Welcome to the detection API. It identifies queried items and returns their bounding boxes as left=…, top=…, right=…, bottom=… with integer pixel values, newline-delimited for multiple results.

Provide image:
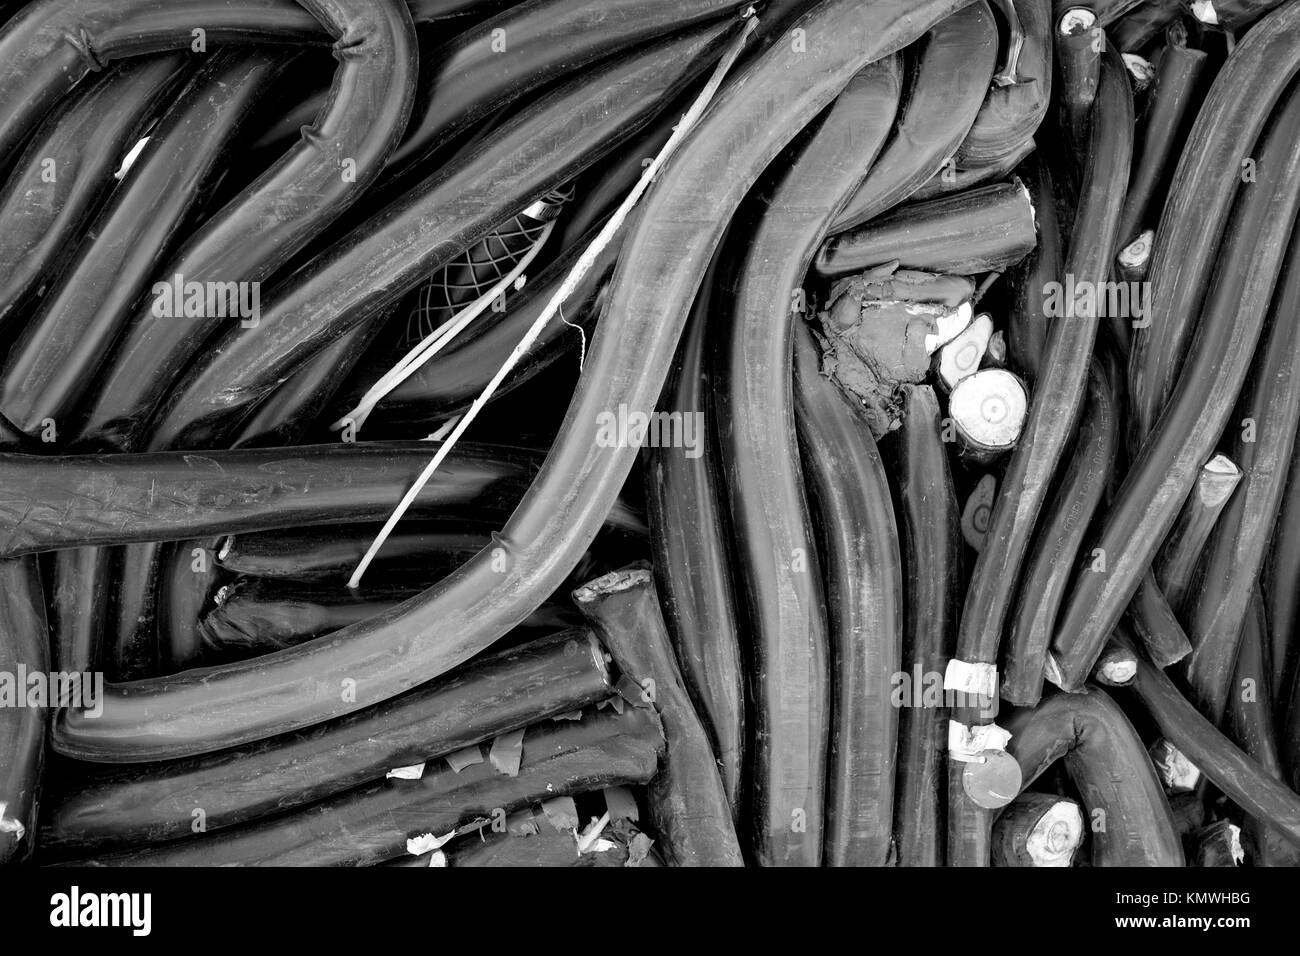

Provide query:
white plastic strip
left=386, top=762, right=426, bottom=780
left=944, top=659, right=998, bottom=699
left=407, top=830, right=456, bottom=855
left=427, top=415, right=461, bottom=442
left=1042, top=651, right=1065, bottom=689
left=331, top=221, right=553, bottom=435
left=1149, top=739, right=1201, bottom=792
left=0, top=801, right=24, bottom=839
left=1191, top=1, right=1218, bottom=25
left=948, top=720, right=1012, bottom=762
left=345, top=7, right=761, bottom=589
left=1226, top=824, right=1244, bottom=865
left=575, top=811, right=612, bottom=854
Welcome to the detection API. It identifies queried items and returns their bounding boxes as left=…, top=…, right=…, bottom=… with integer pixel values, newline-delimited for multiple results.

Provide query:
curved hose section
left=958, top=44, right=1130, bottom=696
left=381, top=0, right=745, bottom=184
left=645, top=251, right=746, bottom=815
left=792, top=318, right=903, bottom=867
left=828, top=1, right=998, bottom=233
left=887, top=385, right=960, bottom=867
left=0, top=0, right=331, bottom=172
left=1001, top=688, right=1184, bottom=866
left=1127, top=3, right=1300, bottom=443
left=52, top=0, right=977, bottom=766
left=1001, top=360, right=1118, bottom=706
left=141, top=23, right=736, bottom=452
left=714, top=52, right=903, bottom=866
left=956, top=0, right=1051, bottom=167
left=1051, top=72, right=1300, bottom=690
left=0, top=55, right=185, bottom=332
left=74, top=0, right=419, bottom=451
left=0, top=49, right=291, bottom=436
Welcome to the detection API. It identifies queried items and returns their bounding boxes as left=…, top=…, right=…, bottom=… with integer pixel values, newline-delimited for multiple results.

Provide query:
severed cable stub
left=950, top=368, right=1029, bottom=462
left=1091, top=643, right=1138, bottom=687
left=1190, top=1, right=1218, bottom=26
left=1116, top=229, right=1154, bottom=283
left=937, top=312, right=994, bottom=390
left=963, top=750, right=1022, bottom=810
left=1122, top=54, right=1157, bottom=92
left=961, top=473, right=998, bottom=551
left=1149, top=738, right=1201, bottom=793
left=1059, top=7, right=1097, bottom=35
left=951, top=717, right=1022, bottom=810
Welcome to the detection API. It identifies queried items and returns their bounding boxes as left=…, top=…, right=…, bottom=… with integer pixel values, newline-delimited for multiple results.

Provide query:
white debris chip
left=1043, top=651, right=1065, bottom=689
left=444, top=744, right=485, bottom=773
left=924, top=300, right=974, bottom=354
left=575, top=812, right=613, bottom=854
left=603, top=786, right=640, bottom=822
left=0, top=802, right=25, bottom=840
left=1027, top=800, right=1085, bottom=868
left=944, top=659, right=998, bottom=699
left=407, top=830, right=457, bottom=856
left=1227, top=824, right=1245, bottom=866
left=1149, top=739, right=1201, bottom=793
left=937, top=313, right=993, bottom=389
left=1097, top=657, right=1137, bottom=686
left=488, top=728, right=526, bottom=777
left=540, top=796, right=580, bottom=831
left=948, top=720, right=1013, bottom=763
left=386, top=763, right=426, bottom=781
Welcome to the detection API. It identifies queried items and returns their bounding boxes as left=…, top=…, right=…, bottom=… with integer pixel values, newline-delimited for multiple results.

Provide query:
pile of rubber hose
left=2, top=0, right=1300, bottom=869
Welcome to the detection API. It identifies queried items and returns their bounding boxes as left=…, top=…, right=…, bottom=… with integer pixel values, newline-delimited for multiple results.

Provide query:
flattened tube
left=0, top=557, right=48, bottom=864
left=573, top=567, right=743, bottom=866
left=814, top=180, right=1037, bottom=279
left=137, top=22, right=738, bottom=453
left=793, top=320, right=902, bottom=866
left=65, top=705, right=662, bottom=866
left=51, top=0, right=980, bottom=764
left=1001, top=687, right=1183, bottom=866
left=0, top=442, right=638, bottom=558
left=42, top=631, right=612, bottom=852
left=886, top=384, right=961, bottom=867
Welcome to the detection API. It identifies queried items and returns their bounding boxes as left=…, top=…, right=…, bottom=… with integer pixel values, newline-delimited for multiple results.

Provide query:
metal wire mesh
left=403, top=184, right=575, bottom=347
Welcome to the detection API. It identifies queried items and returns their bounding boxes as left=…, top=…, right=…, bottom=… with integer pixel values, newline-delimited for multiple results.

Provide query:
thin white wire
left=331, top=220, right=554, bottom=434
left=346, top=9, right=759, bottom=589
left=427, top=414, right=462, bottom=442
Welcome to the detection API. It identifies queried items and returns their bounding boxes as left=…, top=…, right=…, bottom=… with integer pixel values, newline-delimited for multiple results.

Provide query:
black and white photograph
left=0, top=0, right=1291, bottom=935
